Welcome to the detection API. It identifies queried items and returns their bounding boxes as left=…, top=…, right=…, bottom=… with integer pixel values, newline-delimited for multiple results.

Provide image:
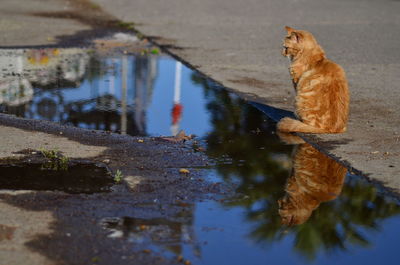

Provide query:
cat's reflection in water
left=277, top=132, right=347, bottom=226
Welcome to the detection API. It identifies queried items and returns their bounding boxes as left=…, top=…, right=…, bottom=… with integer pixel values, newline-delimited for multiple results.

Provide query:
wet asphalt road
left=0, top=112, right=227, bottom=265
left=90, top=0, right=400, bottom=191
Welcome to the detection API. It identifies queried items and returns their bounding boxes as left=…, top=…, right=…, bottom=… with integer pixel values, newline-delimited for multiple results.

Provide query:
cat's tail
left=277, top=117, right=326, bottom=133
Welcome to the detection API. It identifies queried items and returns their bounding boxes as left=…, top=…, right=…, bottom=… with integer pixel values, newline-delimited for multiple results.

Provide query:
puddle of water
left=0, top=160, right=113, bottom=194
left=101, top=216, right=196, bottom=255
left=1, top=43, right=400, bottom=264
left=0, top=48, right=210, bottom=136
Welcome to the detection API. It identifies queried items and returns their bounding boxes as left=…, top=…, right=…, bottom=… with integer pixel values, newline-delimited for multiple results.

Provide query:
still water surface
left=0, top=47, right=399, bottom=265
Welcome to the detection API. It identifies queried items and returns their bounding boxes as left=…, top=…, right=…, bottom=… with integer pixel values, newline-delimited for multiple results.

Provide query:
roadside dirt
left=0, top=113, right=231, bottom=265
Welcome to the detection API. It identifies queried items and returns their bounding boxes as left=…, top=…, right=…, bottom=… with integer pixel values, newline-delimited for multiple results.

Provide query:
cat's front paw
left=277, top=117, right=293, bottom=132
left=276, top=131, right=305, bottom=145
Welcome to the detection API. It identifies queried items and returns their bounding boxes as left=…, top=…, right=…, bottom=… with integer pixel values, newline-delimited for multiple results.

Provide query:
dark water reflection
left=101, top=214, right=199, bottom=257
left=1, top=47, right=400, bottom=264
left=0, top=161, right=113, bottom=194
left=194, top=77, right=400, bottom=263
left=0, top=48, right=157, bottom=135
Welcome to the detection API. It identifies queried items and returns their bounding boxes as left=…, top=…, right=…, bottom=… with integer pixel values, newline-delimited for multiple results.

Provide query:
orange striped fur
left=278, top=26, right=349, bottom=134
left=277, top=133, right=347, bottom=225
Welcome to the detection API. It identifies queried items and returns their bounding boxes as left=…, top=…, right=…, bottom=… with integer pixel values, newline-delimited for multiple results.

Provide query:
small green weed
left=140, top=48, right=160, bottom=56
left=40, top=148, right=59, bottom=160
left=150, top=48, right=160, bottom=55
left=116, top=21, right=135, bottom=30
left=39, top=148, right=69, bottom=171
left=114, top=170, right=123, bottom=183
left=59, top=156, right=69, bottom=171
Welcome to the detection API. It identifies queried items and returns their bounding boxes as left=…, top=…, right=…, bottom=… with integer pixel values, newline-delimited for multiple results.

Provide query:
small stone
left=137, top=139, right=144, bottom=143
left=179, top=168, right=190, bottom=174
left=102, top=159, right=110, bottom=164
left=139, top=225, right=148, bottom=231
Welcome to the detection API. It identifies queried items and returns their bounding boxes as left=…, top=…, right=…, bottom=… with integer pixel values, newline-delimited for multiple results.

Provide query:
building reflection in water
left=171, top=61, right=183, bottom=136
left=0, top=48, right=159, bottom=136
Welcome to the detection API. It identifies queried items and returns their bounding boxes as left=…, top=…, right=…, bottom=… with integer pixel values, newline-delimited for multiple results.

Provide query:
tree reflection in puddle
left=198, top=79, right=400, bottom=262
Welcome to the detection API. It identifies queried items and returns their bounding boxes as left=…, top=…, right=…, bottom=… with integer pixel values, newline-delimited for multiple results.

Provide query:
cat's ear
left=290, top=31, right=303, bottom=43
left=285, top=26, right=302, bottom=42
left=285, top=26, right=295, bottom=34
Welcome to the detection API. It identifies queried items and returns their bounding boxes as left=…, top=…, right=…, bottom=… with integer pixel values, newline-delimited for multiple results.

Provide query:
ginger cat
left=278, top=26, right=349, bottom=133
left=277, top=132, right=347, bottom=225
